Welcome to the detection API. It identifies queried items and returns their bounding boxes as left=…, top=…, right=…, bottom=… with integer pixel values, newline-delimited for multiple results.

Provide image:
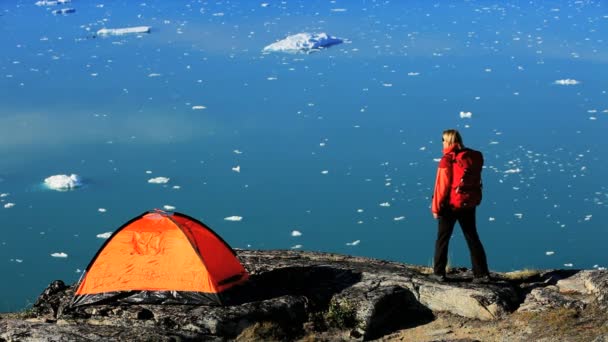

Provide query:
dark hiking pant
left=434, top=207, right=490, bottom=277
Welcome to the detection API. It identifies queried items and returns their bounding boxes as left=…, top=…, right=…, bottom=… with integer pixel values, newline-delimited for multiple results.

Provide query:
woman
left=431, top=129, right=490, bottom=283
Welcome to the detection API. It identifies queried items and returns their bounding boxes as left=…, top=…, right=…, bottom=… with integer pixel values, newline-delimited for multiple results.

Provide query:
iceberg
left=459, top=111, right=472, bottom=119
left=44, top=174, right=82, bottom=191
left=51, top=252, right=68, bottom=258
left=554, top=79, right=580, bottom=85
left=52, top=8, right=75, bottom=15
left=96, top=232, right=112, bottom=239
left=148, top=177, right=170, bottom=184
left=35, top=0, right=69, bottom=6
left=263, top=33, right=343, bottom=54
left=224, top=216, right=243, bottom=222
left=96, top=26, right=151, bottom=37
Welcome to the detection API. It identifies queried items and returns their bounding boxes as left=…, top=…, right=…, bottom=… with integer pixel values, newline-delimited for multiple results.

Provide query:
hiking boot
left=472, top=275, right=492, bottom=284
left=428, top=274, right=446, bottom=282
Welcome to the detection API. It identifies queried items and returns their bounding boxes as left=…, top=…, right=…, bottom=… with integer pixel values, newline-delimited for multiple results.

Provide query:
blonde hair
left=442, top=129, right=463, bottom=146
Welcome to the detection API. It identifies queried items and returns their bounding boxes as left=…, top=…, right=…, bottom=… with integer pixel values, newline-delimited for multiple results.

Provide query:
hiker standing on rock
left=431, top=129, right=490, bottom=283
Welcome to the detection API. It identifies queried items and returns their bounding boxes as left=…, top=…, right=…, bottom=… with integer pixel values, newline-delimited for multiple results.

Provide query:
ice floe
left=459, top=111, right=472, bottom=119
left=346, top=240, right=360, bottom=246
left=504, top=168, right=521, bottom=174
left=554, top=79, right=580, bottom=85
left=3, top=203, right=15, bottom=209
left=192, top=105, right=206, bottom=110
left=224, top=216, right=242, bottom=222
left=263, top=33, right=343, bottom=54
left=51, top=252, right=68, bottom=258
left=232, top=166, right=241, bottom=173
left=44, top=174, right=82, bottom=191
left=97, top=26, right=151, bottom=36
left=96, top=232, right=112, bottom=239
left=291, top=244, right=302, bottom=249
left=291, top=230, right=302, bottom=237
left=52, top=8, right=75, bottom=15
left=163, top=205, right=176, bottom=211
left=379, top=202, right=391, bottom=207
left=98, top=208, right=107, bottom=213
left=148, top=177, right=170, bottom=184
left=393, top=216, right=405, bottom=221
left=545, top=251, right=555, bottom=255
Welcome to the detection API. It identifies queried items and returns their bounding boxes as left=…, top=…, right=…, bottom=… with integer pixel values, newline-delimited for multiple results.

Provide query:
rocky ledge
left=1, top=250, right=607, bottom=341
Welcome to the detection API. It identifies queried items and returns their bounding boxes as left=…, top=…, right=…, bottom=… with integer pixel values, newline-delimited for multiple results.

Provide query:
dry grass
left=236, top=321, right=287, bottom=342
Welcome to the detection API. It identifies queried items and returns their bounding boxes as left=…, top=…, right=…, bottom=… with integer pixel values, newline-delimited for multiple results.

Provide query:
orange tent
left=72, top=210, right=249, bottom=306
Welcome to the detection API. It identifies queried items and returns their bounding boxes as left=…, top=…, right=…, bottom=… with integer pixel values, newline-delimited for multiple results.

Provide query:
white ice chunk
left=224, top=216, right=243, bottom=222
left=504, top=168, right=521, bottom=174
left=460, top=111, right=472, bottom=119
left=163, top=205, right=176, bottom=211
left=514, top=213, right=523, bottom=219
left=321, top=170, right=329, bottom=174
left=192, top=105, right=206, bottom=110
left=98, top=208, right=107, bottom=213
left=148, top=177, right=170, bottom=184
left=96, top=232, right=112, bottom=239
left=291, top=244, right=302, bottom=249
left=97, top=26, right=151, bottom=36
left=554, top=79, right=580, bottom=85
left=545, top=251, right=555, bottom=255
left=35, top=0, right=58, bottom=6
left=148, top=73, right=161, bottom=77
left=44, top=174, right=82, bottom=191
left=393, top=216, right=405, bottom=221
left=379, top=202, right=391, bottom=207
left=232, top=165, right=241, bottom=173
left=4, top=203, right=15, bottom=209
left=564, top=263, right=573, bottom=267
left=263, top=32, right=343, bottom=54
left=51, top=252, right=68, bottom=258
left=0, top=193, right=8, bottom=197
left=52, top=8, right=75, bottom=15
left=291, top=230, right=302, bottom=237
left=346, top=240, right=360, bottom=246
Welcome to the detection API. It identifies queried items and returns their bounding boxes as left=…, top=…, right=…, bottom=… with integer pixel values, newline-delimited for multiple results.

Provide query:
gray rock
left=557, top=270, right=608, bottom=307
left=518, top=286, right=587, bottom=312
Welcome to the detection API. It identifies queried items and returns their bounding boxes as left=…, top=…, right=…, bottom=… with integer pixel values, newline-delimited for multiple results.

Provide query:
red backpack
left=448, top=148, right=483, bottom=209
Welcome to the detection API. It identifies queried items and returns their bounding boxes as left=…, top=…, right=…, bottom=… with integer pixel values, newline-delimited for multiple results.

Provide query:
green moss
left=324, top=298, right=357, bottom=329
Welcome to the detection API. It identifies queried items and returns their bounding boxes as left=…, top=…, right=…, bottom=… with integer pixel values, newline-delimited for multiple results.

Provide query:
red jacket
left=431, top=144, right=462, bottom=215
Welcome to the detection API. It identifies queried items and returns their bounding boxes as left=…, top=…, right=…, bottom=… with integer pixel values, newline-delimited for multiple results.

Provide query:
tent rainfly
left=72, top=210, right=249, bottom=306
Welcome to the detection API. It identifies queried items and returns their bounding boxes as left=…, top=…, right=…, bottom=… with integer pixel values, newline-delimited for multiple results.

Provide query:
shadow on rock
left=224, top=265, right=362, bottom=309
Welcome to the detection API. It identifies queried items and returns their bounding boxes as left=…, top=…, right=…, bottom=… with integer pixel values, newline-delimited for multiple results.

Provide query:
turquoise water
left=1, top=0, right=607, bottom=311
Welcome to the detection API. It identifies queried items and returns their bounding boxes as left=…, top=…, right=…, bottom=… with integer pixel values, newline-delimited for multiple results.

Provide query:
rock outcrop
left=1, top=250, right=606, bottom=341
